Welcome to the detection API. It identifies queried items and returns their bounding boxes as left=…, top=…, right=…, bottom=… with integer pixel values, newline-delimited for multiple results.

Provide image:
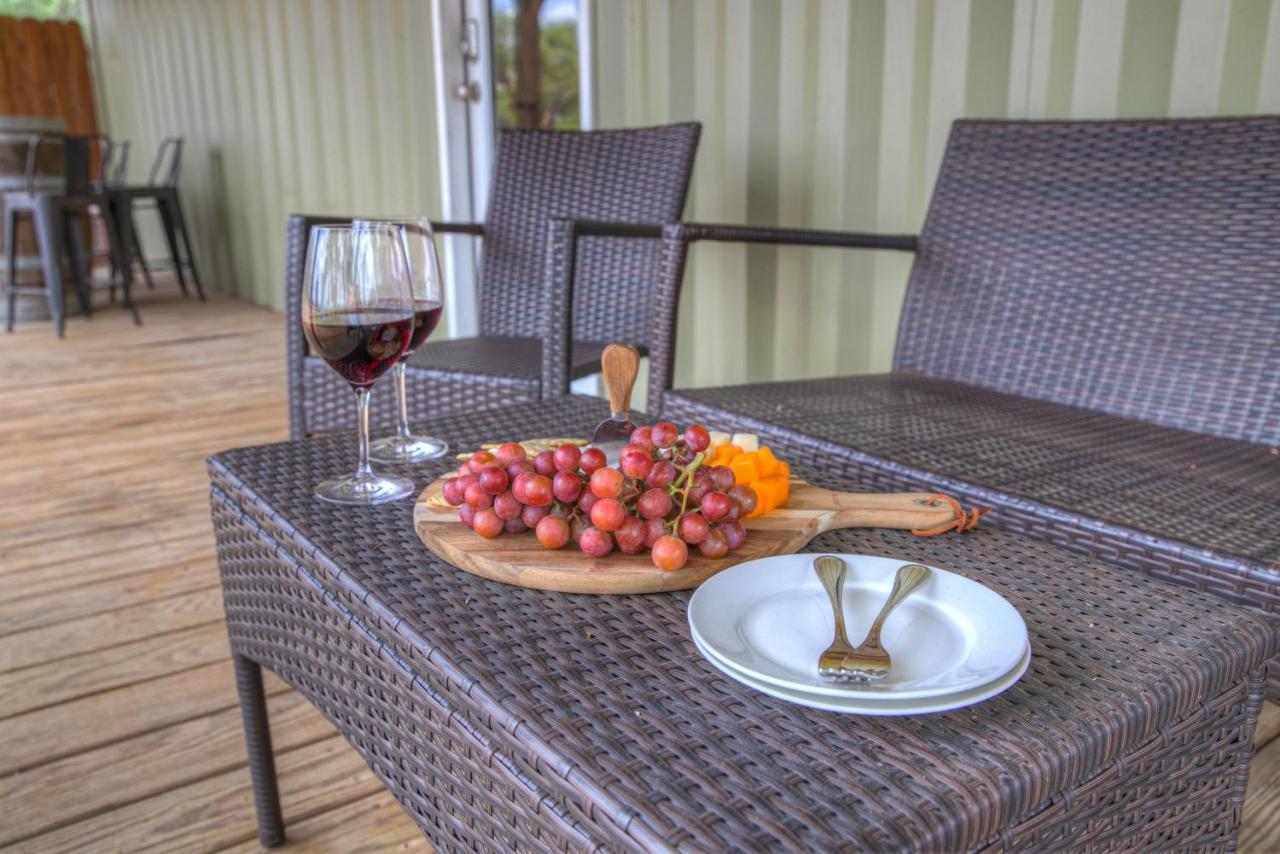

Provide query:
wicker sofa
left=660, top=117, right=1280, bottom=695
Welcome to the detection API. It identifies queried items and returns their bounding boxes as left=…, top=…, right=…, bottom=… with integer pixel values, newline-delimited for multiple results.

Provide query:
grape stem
left=671, top=451, right=705, bottom=490
left=669, top=451, right=706, bottom=532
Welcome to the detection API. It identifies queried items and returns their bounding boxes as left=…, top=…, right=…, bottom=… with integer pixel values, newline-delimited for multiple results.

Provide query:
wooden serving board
left=413, top=477, right=964, bottom=594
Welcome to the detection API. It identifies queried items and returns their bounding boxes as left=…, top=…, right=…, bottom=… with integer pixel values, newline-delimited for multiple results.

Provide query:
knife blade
left=589, top=343, right=641, bottom=464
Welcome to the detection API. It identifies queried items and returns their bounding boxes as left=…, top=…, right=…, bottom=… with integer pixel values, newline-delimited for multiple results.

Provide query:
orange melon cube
left=756, top=446, right=780, bottom=477
left=712, top=443, right=742, bottom=466
left=743, top=480, right=770, bottom=519
left=754, top=473, right=790, bottom=513
left=730, top=452, right=760, bottom=485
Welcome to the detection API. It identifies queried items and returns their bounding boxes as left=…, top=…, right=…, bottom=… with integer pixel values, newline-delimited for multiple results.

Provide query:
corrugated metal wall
left=87, top=0, right=442, bottom=311
left=89, top=0, right=1279, bottom=390
left=592, top=0, right=1280, bottom=387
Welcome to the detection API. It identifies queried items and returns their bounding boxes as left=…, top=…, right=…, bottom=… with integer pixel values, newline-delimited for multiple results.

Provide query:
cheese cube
left=731, top=433, right=759, bottom=452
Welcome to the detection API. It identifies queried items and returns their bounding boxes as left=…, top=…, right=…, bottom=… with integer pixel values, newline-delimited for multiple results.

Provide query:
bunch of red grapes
left=441, top=422, right=758, bottom=572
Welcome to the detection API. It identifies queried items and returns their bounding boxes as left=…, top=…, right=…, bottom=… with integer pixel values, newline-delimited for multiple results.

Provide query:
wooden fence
left=0, top=16, right=98, bottom=134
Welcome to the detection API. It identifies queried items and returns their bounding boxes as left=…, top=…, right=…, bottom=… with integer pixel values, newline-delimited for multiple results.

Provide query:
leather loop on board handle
left=601, top=344, right=641, bottom=416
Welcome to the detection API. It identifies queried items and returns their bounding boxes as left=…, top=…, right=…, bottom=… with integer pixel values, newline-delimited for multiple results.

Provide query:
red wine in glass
left=303, top=222, right=415, bottom=505
left=405, top=299, right=443, bottom=355
left=304, top=308, right=413, bottom=387
left=363, top=216, right=449, bottom=465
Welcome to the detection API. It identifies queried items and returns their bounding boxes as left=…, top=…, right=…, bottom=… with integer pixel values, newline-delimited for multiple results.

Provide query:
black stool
left=112, top=136, right=204, bottom=300
left=89, top=135, right=130, bottom=297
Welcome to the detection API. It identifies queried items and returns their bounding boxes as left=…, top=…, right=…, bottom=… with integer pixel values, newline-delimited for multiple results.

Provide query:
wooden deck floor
left=0, top=292, right=1276, bottom=852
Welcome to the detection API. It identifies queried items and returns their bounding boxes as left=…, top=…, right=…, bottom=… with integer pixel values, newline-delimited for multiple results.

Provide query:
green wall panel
left=88, top=0, right=1280, bottom=393
left=593, top=0, right=1280, bottom=388
left=88, top=0, right=443, bottom=313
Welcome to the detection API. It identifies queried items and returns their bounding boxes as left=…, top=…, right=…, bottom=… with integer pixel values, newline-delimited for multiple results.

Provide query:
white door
left=431, top=0, right=495, bottom=339
left=432, top=0, right=595, bottom=340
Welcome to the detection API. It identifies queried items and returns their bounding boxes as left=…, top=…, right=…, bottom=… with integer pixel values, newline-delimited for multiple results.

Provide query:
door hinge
left=461, top=16, right=480, bottom=62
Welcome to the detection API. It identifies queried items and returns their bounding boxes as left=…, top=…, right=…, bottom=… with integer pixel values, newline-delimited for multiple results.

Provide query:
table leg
left=232, top=654, right=286, bottom=847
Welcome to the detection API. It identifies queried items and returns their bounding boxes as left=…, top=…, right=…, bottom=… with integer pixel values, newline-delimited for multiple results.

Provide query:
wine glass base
left=370, top=434, right=449, bottom=464
left=313, top=472, right=416, bottom=505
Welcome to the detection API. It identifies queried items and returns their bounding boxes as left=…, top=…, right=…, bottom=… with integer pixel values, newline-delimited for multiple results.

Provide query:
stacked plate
left=687, top=553, right=1030, bottom=715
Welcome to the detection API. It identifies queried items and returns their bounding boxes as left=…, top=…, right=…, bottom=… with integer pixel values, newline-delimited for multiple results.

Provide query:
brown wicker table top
left=210, top=396, right=1277, bottom=850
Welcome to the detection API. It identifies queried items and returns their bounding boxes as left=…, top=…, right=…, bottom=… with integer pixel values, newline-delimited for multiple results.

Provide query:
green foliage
left=0, top=0, right=81, bottom=21
left=491, top=12, right=579, bottom=130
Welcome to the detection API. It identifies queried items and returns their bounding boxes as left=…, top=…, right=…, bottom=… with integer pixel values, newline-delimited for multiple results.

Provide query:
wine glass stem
left=394, top=361, right=411, bottom=440
left=354, top=387, right=373, bottom=479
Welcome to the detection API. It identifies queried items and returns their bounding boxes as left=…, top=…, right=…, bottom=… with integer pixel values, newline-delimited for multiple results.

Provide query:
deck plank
left=1242, top=737, right=1280, bottom=852
left=17, top=735, right=388, bottom=854
left=0, top=531, right=214, bottom=598
left=0, top=621, right=229, bottom=718
left=0, top=659, right=289, bottom=774
left=1255, top=701, right=1280, bottom=750
left=0, top=586, right=225, bottom=672
left=0, top=556, right=219, bottom=634
left=219, top=789, right=433, bottom=853
left=0, top=508, right=215, bottom=573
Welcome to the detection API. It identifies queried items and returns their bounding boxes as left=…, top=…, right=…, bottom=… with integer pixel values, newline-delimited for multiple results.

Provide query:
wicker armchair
left=287, top=123, right=700, bottom=438
left=659, top=117, right=1280, bottom=695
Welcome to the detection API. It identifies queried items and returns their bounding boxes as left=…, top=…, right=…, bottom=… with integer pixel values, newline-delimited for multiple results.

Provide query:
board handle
left=794, top=488, right=973, bottom=534
left=601, top=343, right=640, bottom=417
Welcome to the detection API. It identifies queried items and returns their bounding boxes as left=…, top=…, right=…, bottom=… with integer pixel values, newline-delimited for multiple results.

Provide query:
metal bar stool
left=89, top=135, right=130, bottom=299
left=2, top=133, right=137, bottom=336
left=112, top=136, right=204, bottom=300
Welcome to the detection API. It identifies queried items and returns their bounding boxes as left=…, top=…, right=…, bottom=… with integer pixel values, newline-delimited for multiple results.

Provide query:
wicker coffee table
left=209, top=397, right=1275, bottom=851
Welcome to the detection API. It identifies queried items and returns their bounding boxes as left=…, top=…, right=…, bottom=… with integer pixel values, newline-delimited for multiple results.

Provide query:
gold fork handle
left=862, top=563, right=931, bottom=647
left=814, top=556, right=851, bottom=646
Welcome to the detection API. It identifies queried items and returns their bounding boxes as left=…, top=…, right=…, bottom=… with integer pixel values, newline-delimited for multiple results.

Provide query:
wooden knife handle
left=601, top=344, right=641, bottom=416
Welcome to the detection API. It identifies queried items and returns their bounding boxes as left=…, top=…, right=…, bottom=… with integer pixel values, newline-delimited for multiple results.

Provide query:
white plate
left=693, top=633, right=1032, bottom=715
left=688, top=553, right=1028, bottom=700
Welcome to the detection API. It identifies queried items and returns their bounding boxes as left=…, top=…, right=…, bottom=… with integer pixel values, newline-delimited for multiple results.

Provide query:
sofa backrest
left=893, top=117, right=1279, bottom=446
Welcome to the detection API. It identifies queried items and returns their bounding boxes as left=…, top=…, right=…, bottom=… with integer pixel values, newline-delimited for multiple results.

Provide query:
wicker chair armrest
left=429, top=221, right=485, bottom=236
left=539, top=218, right=672, bottom=400
left=285, top=214, right=483, bottom=237
left=541, top=219, right=577, bottom=399
left=645, top=223, right=914, bottom=412
left=675, top=221, right=917, bottom=252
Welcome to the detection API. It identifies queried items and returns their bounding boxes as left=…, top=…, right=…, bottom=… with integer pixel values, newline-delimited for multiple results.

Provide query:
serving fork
left=814, top=556, right=932, bottom=682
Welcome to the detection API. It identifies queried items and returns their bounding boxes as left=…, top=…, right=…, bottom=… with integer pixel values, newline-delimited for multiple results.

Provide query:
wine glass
left=302, top=223, right=416, bottom=505
left=360, top=217, right=450, bottom=463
